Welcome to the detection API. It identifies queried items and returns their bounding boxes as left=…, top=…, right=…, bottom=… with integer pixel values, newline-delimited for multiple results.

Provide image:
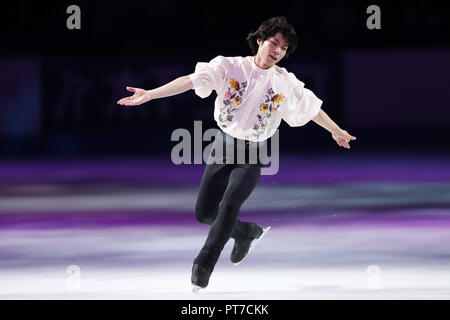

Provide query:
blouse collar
left=250, top=56, right=274, bottom=74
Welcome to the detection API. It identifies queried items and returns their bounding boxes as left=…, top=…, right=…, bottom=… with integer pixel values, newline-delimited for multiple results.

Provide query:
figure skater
left=117, top=16, right=356, bottom=291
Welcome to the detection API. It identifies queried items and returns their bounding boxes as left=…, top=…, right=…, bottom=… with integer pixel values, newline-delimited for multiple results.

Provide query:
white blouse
left=189, top=55, right=323, bottom=142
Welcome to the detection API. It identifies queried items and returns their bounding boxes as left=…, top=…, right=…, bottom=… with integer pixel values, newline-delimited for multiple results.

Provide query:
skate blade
left=192, top=285, right=202, bottom=294
left=233, top=226, right=271, bottom=266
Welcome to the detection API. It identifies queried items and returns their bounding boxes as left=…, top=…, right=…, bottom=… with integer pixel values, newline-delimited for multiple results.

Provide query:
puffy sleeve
left=282, top=72, right=323, bottom=127
left=188, top=55, right=227, bottom=98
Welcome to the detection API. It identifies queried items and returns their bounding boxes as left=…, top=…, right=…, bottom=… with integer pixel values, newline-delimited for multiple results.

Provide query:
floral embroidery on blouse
left=252, top=88, right=284, bottom=137
left=218, top=78, right=247, bottom=128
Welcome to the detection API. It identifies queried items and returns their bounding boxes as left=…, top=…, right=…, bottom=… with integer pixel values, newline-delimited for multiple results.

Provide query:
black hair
left=246, top=16, right=298, bottom=58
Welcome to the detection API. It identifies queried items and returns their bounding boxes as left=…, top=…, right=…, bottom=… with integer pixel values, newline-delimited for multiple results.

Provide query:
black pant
left=194, top=162, right=261, bottom=270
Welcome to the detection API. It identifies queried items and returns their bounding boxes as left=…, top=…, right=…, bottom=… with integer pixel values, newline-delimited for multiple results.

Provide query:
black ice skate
left=191, top=263, right=212, bottom=293
left=231, top=225, right=271, bottom=266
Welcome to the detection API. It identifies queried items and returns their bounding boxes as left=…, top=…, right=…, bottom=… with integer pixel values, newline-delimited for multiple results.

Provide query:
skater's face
left=255, top=32, right=288, bottom=69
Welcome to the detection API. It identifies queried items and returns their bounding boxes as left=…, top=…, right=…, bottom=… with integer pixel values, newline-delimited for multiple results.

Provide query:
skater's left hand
left=332, top=129, right=356, bottom=149
left=117, top=87, right=151, bottom=106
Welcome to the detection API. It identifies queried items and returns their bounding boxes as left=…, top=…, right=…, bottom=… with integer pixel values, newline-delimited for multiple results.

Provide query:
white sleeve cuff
left=188, top=73, right=201, bottom=89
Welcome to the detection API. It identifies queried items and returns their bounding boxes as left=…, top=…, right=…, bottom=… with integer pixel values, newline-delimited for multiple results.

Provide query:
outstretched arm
left=117, top=75, right=193, bottom=106
left=312, top=109, right=356, bottom=149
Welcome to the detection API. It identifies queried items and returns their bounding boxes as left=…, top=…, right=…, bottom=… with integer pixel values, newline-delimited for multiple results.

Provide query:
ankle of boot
left=194, top=248, right=219, bottom=271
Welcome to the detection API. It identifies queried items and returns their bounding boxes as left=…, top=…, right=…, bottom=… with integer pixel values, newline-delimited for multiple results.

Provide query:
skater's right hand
left=117, top=87, right=150, bottom=106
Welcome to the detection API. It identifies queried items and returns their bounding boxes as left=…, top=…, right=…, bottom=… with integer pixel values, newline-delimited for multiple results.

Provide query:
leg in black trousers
left=193, top=162, right=261, bottom=271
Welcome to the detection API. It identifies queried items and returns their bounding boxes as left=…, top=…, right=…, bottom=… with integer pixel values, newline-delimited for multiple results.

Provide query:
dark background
left=1, top=0, right=449, bottom=157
